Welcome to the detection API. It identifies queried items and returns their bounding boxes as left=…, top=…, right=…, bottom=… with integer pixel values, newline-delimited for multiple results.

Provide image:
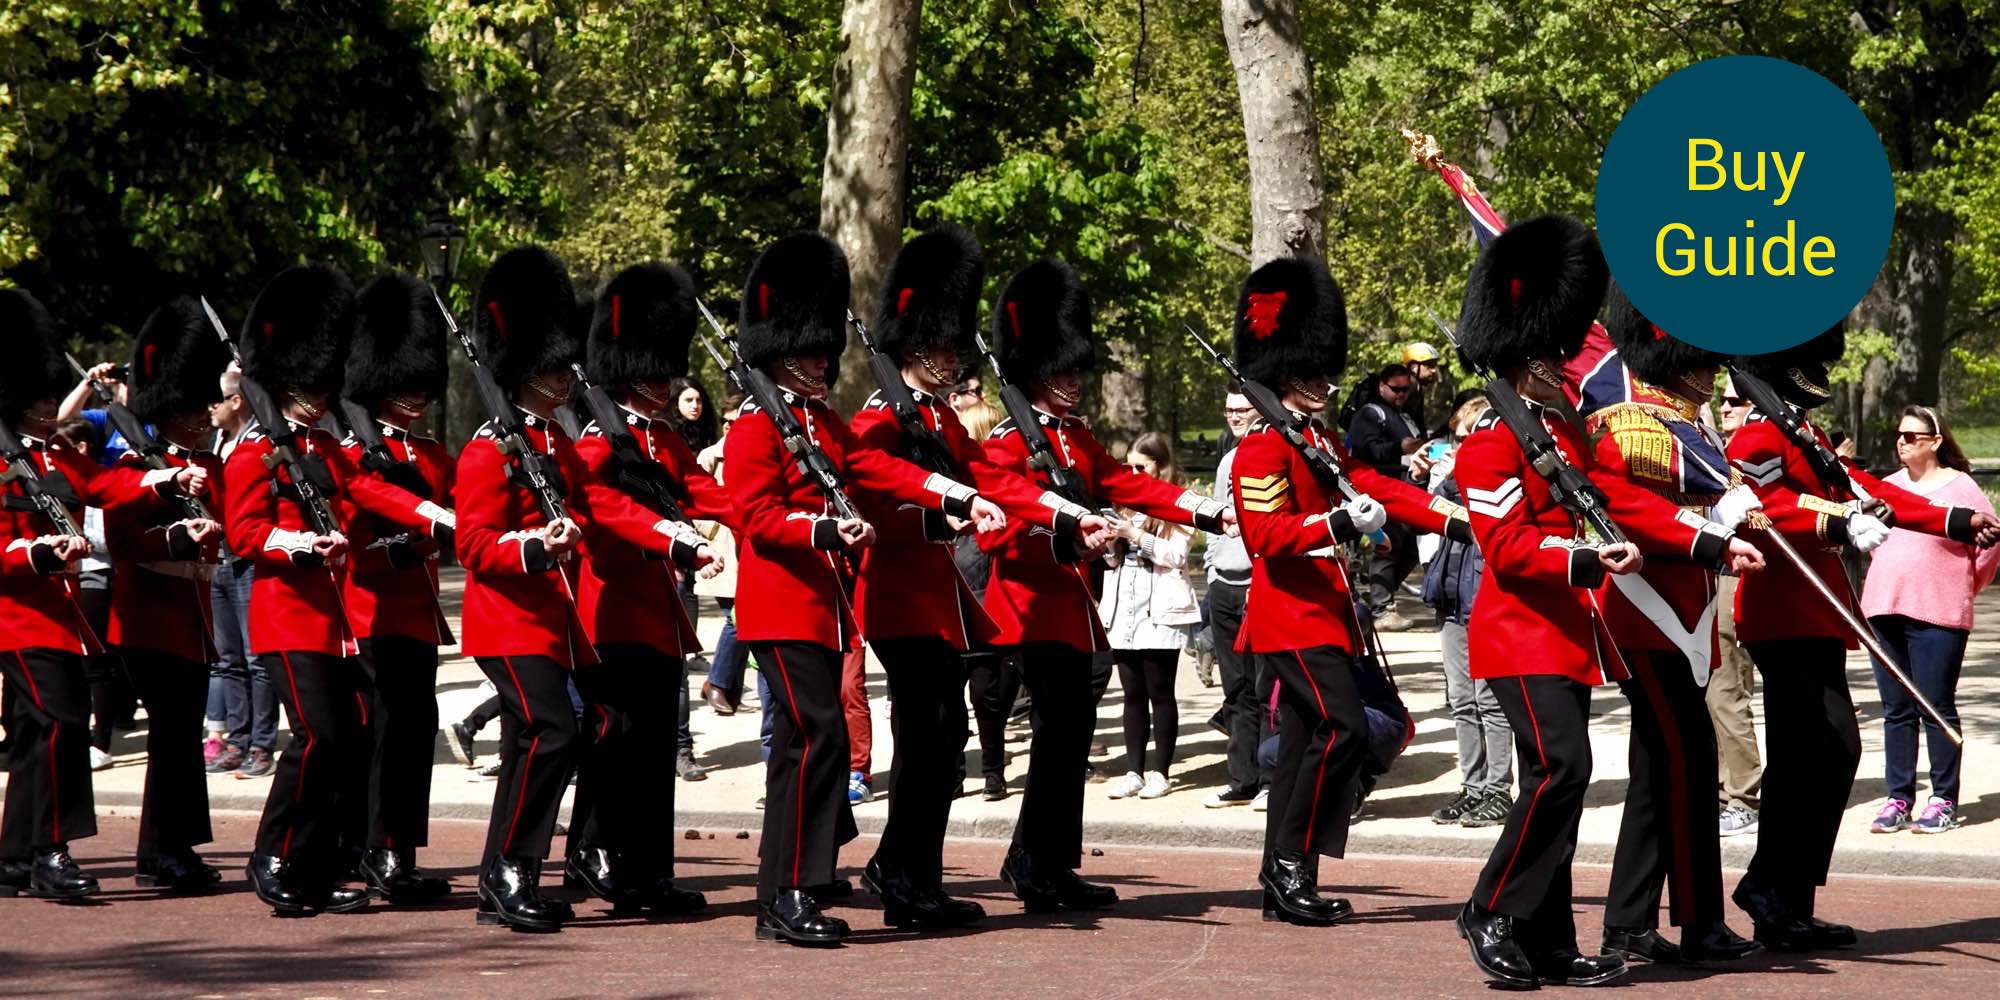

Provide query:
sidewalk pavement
left=37, top=568, right=2000, bottom=879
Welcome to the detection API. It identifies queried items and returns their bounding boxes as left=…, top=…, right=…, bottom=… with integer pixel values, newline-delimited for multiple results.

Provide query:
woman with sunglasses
left=1859, top=407, right=2000, bottom=834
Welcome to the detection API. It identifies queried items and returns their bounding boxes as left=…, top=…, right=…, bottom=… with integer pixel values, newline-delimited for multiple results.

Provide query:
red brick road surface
left=5, top=812, right=1997, bottom=998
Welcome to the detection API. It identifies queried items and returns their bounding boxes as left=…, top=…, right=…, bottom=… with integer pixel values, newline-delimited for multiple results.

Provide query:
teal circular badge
left=1594, top=56, right=1893, bottom=354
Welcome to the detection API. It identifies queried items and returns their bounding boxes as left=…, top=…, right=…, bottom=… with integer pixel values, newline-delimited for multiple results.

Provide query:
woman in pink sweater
left=1861, top=406, right=2000, bottom=834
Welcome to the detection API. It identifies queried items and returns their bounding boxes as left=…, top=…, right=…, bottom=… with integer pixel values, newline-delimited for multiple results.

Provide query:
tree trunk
left=1220, top=0, right=1325, bottom=264
left=820, top=0, right=922, bottom=413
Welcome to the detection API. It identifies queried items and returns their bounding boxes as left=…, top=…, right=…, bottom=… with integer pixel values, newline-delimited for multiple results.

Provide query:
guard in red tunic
left=339, top=273, right=458, bottom=904
left=1449, top=216, right=1757, bottom=989
left=976, top=259, right=1232, bottom=912
left=1580, top=286, right=1764, bottom=964
left=849, top=227, right=1108, bottom=929
left=0, top=290, right=190, bottom=900
left=1225, top=255, right=1470, bottom=925
left=105, top=298, right=232, bottom=894
left=228, top=264, right=453, bottom=917
left=565, top=260, right=724, bottom=916
left=1726, top=328, right=1997, bottom=951
left=727, top=232, right=1004, bottom=946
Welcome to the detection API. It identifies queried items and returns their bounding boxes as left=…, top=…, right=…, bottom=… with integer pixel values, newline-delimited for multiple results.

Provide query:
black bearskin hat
left=346, top=274, right=448, bottom=409
left=1455, top=214, right=1608, bottom=374
left=992, top=259, right=1094, bottom=387
left=588, top=262, right=698, bottom=385
left=0, top=289, right=69, bottom=423
left=238, top=262, right=355, bottom=396
left=475, top=246, right=581, bottom=389
left=738, top=232, right=848, bottom=371
left=874, top=225, right=984, bottom=362
left=1231, top=255, right=1348, bottom=386
left=129, top=297, right=232, bottom=425
left=1601, top=281, right=1725, bottom=392
left=1735, top=323, right=1845, bottom=409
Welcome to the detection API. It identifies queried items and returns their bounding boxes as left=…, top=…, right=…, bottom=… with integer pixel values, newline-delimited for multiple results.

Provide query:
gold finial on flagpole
left=1400, top=128, right=1443, bottom=169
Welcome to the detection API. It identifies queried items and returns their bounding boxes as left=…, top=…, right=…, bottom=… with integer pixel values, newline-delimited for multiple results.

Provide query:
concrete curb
left=80, top=790, right=2000, bottom=882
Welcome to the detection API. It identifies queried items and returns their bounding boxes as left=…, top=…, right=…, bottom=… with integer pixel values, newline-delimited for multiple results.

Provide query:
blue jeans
left=758, top=667, right=775, bottom=763
left=208, top=558, right=278, bottom=751
left=706, top=598, right=751, bottom=697
left=1869, top=614, right=1967, bottom=803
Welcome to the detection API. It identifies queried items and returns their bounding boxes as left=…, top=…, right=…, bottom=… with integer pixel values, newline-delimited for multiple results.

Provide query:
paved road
left=5, top=812, right=1996, bottom=998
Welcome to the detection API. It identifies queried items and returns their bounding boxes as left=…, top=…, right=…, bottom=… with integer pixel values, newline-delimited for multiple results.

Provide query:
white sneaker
left=89, top=746, right=113, bottom=771
left=1252, top=788, right=1269, bottom=812
left=1138, top=771, right=1170, bottom=799
left=1107, top=771, right=1144, bottom=799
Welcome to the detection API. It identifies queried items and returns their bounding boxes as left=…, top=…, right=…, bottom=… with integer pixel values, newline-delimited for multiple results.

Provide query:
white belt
left=1609, top=573, right=1717, bottom=686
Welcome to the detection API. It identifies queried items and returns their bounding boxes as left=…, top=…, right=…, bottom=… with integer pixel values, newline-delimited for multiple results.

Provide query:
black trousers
left=80, top=585, right=131, bottom=753
left=751, top=641, right=856, bottom=898
left=255, top=651, right=364, bottom=866
left=1474, top=675, right=1593, bottom=950
left=566, top=645, right=679, bottom=870
left=476, top=655, right=580, bottom=862
left=1743, top=638, right=1857, bottom=916
left=356, top=636, right=441, bottom=851
left=1260, top=645, right=1367, bottom=861
left=872, top=637, right=969, bottom=890
left=965, top=651, right=1021, bottom=779
left=1009, top=642, right=1096, bottom=870
left=1206, top=582, right=1259, bottom=793
left=125, top=649, right=213, bottom=860
left=1607, top=649, right=1723, bottom=930
left=0, top=649, right=96, bottom=855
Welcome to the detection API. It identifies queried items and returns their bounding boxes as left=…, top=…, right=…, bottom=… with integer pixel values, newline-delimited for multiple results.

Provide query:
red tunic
left=1728, top=412, right=1971, bottom=646
left=1456, top=405, right=1714, bottom=686
left=1230, top=418, right=1462, bottom=655
left=223, top=419, right=447, bottom=657
left=977, top=407, right=1228, bottom=652
left=339, top=423, right=455, bottom=646
left=727, top=387, right=977, bottom=651
left=1, top=437, right=165, bottom=654
left=573, top=408, right=731, bottom=659
left=105, top=445, right=224, bottom=664
left=850, top=387, right=1080, bottom=650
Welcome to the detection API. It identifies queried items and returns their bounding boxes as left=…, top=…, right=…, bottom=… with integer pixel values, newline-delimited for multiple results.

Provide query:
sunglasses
left=1896, top=431, right=1938, bottom=444
left=1384, top=383, right=1413, bottom=395
left=1719, top=396, right=1745, bottom=408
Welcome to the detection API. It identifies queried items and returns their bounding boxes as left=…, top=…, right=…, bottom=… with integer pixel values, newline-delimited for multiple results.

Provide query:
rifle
left=65, top=352, right=213, bottom=521
left=327, top=396, right=434, bottom=499
left=1425, top=307, right=1629, bottom=546
left=968, top=328, right=1097, bottom=509
left=567, top=362, right=691, bottom=524
left=694, top=297, right=862, bottom=522
left=200, top=297, right=341, bottom=537
left=1183, top=323, right=1361, bottom=504
left=1724, top=364, right=1877, bottom=507
left=429, top=287, right=570, bottom=527
left=847, top=309, right=961, bottom=477
left=0, top=414, right=85, bottom=540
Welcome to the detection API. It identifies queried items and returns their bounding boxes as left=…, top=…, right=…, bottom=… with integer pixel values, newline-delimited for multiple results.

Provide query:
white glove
left=1343, top=495, right=1387, bottom=535
left=1846, top=511, right=1891, bottom=552
left=1711, top=484, right=1762, bottom=530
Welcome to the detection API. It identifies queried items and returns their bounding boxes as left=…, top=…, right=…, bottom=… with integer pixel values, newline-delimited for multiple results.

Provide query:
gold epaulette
left=1598, top=404, right=1680, bottom=487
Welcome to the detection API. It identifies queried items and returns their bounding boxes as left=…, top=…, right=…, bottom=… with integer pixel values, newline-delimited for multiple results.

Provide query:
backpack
left=1336, top=373, right=1382, bottom=431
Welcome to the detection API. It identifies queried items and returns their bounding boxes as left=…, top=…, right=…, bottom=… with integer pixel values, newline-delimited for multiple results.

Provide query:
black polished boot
left=1601, top=926, right=1681, bottom=964
left=756, top=888, right=850, bottom=946
left=26, top=848, right=98, bottom=900
left=863, top=857, right=966, bottom=930
left=1455, top=901, right=1538, bottom=990
left=1529, top=948, right=1627, bottom=987
left=476, top=856, right=565, bottom=932
left=323, top=879, right=371, bottom=914
left=136, top=851, right=222, bottom=894
left=0, top=858, right=30, bottom=897
left=619, top=858, right=706, bottom=916
left=247, top=853, right=319, bottom=917
left=1680, top=921, right=1763, bottom=962
left=360, top=848, right=450, bottom=903
left=564, top=844, right=636, bottom=908
left=1258, top=850, right=1350, bottom=925
left=1732, top=875, right=1816, bottom=952
left=1802, top=916, right=1858, bottom=950
left=999, top=845, right=1063, bottom=913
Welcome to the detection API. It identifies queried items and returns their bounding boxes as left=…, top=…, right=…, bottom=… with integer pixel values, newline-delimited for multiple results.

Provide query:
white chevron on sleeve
left=1737, top=455, right=1783, bottom=486
left=1465, top=477, right=1523, bottom=519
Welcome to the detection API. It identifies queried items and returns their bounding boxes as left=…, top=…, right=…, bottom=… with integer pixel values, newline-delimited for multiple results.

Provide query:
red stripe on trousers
left=12, top=652, right=59, bottom=844
left=278, top=652, right=316, bottom=857
left=1487, top=677, right=1551, bottom=910
left=769, top=647, right=810, bottom=889
left=498, top=656, right=538, bottom=855
left=1292, top=650, right=1334, bottom=853
left=1632, top=661, right=1695, bottom=921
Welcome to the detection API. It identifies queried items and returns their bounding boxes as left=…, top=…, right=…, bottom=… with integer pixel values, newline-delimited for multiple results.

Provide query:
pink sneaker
left=1870, top=798, right=1911, bottom=833
left=202, top=736, right=224, bottom=766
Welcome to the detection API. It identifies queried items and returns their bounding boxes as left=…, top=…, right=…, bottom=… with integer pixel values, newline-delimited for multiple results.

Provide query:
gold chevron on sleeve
left=1238, top=472, right=1292, bottom=513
